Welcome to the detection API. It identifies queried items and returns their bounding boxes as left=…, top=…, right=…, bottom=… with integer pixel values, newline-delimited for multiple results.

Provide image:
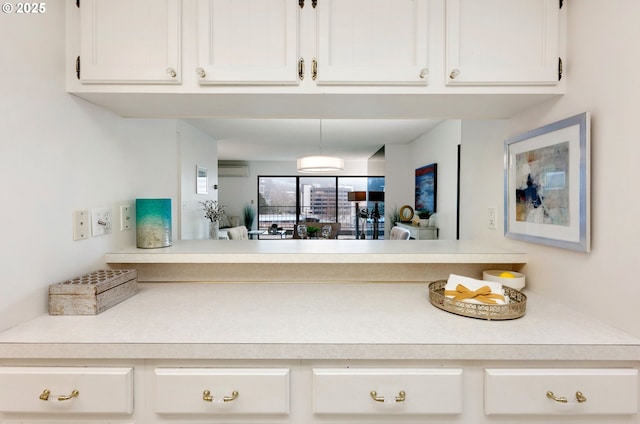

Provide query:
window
left=258, top=176, right=384, bottom=238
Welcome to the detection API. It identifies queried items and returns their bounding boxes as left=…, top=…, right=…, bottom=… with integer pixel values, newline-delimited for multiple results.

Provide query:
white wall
left=384, top=145, right=414, bottom=233
left=178, top=121, right=218, bottom=239
left=460, top=2, right=640, bottom=337
left=459, top=120, right=509, bottom=242
left=409, top=120, right=461, bottom=240
left=0, top=5, right=183, bottom=331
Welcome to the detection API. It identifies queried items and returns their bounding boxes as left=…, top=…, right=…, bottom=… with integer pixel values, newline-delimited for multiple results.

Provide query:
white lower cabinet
left=484, top=368, right=639, bottom=416
left=1, top=362, right=638, bottom=423
left=154, top=367, right=290, bottom=415
left=313, top=368, right=463, bottom=415
left=0, top=366, right=134, bottom=414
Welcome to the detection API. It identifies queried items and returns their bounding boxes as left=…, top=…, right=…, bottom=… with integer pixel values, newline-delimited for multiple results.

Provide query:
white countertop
left=104, top=240, right=528, bottom=264
left=1, top=282, right=638, bottom=361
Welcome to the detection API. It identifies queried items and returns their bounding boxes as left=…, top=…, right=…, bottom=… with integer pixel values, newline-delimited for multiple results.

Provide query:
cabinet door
left=316, top=0, right=429, bottom=85
left=485, top=368, right=639, bottom=415
left=313, top=368, right=463, bottom=415
left=445, top=0, right=561, bottom=85
left=79, top=0, right=181, bottom=84
left=154, top=368, right=290, bottom=415
left=197, top=0, right=299, bottom=85
left=0, top=367, right=133, bottom=414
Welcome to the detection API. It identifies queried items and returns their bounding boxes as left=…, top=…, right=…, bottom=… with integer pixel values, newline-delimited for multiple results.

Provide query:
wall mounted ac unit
left=218, top=165, right=249, bottom=177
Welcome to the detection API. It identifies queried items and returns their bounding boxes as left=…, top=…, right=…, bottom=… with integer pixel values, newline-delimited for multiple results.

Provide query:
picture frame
left=196, top=165, right=208, bottom=194
left=504, top=112, right=590, bottom=252
left=415, top=163, right=437, bottom=214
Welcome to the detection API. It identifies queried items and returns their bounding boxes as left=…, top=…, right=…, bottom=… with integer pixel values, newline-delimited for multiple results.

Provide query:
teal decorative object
left=136, top=198, right=172, bottom=248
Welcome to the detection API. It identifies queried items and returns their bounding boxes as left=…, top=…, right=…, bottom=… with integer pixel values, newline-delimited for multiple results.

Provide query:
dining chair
left=390, top=226, right=411, bottom=240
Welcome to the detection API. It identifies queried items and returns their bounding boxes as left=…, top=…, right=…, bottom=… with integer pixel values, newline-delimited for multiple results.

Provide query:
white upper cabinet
left=195, top=0, right=429, bottom=86
left=79, top=0, right=181, bottom=84
left=445, top=0, right=561, bottom=85
left=68, top=0, right=566, bottom=117
left=196, top=0, right=300, bottom=85
left=315, top=0, right=429, bottom=85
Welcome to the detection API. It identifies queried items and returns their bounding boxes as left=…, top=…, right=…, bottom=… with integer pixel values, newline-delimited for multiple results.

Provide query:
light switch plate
left=120, top=205, right=131, bottom=231
left=91, top=207, right=112, bottom=237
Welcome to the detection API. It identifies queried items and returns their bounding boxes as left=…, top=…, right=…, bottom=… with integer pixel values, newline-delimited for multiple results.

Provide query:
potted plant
left=417, top=210, right=431, bottom=227
left=306, top=225, right=320, bottom=238
left=387, top=206, right=401, bottom=231
left=200, top=200, right=225, bottom=239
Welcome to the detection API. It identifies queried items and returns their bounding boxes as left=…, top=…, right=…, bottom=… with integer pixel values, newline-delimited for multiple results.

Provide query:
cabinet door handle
left=203, top=389, right=239, bottom=403
left=223, top=390, right=239, bottom=402
left=419, top=68, right=428, bottom=79
left=58, top=389, right=79, bottom=401
left=370, top=390, right=406, bottom=403
left=575, top=391, right=587, bottom=403
left=39, top=389, right=79, bottom=402
left=546, top=391, right=568, bottom=403
left=196, top=67, right=206, bottom=79
left=298, top=58, right=305, bottom=81
left=166, top=67, right=177, bottom=78
left=312, top=58, right=318, bottom=81
left=449, top=69, right=460, bottom=79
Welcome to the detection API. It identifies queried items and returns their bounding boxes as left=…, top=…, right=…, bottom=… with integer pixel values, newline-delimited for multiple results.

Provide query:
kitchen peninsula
left=103, top=239, right=528, bottom=282
left=1, top=240, right=639, bottom=423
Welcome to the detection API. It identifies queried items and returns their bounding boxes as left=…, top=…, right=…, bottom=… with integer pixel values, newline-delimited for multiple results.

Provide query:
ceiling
left=185, top=118, right=443, bottom=162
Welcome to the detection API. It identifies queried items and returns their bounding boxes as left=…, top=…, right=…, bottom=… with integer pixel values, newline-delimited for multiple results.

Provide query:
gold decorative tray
left=428, top=280, right=527, bottom=320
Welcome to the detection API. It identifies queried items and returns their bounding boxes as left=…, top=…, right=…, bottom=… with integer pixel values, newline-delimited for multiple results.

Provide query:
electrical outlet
left=120, top=205, right=132, bottom=231
left=73, top=209, right=90, bottom=240
left=488, top=207, right=497, bottom=230
left=91, top=207, right=112, bottom=237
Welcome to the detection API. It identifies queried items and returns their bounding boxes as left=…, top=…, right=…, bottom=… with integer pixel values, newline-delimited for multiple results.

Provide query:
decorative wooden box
left=48, top=269, right=138, bottom=315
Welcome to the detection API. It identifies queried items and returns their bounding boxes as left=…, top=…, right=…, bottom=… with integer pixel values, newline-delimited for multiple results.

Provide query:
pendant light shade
left=297, top=120, right=344, bottom=173
left=297, top=155, right=345, bottom=173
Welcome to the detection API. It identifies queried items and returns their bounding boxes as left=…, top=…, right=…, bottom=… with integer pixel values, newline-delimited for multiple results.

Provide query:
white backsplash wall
left=0, top=5, right=181, bottom=331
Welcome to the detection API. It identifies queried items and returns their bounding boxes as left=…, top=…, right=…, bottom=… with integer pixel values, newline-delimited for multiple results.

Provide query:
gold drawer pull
left=546, top=391, right=568, bottom=403
left=575, top=391, right=587, bottom=403
left=39, top=389, right=79, bottom=402
left=203, top=389, right=239, bottom=403
left=370, top=390, right=406, bottom=403
left=58, top=390, right=79, bottom=401
left=224, top=390, right=239, bottom=402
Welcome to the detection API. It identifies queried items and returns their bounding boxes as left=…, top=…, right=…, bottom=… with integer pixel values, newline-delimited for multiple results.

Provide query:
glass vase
left=209, top=220, right=219, bottom=240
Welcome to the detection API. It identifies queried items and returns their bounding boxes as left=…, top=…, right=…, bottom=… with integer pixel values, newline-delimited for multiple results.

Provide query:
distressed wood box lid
left=49, top=269, right=138, bottom=315
left=49, top=269, right=137, bottom=295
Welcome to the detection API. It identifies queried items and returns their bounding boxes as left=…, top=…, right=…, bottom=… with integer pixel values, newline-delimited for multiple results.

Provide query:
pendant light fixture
left=297, top=120, right=344, bottom=173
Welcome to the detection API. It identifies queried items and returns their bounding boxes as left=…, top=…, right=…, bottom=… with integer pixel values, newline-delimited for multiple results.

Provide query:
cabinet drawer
left=313, top=368, right=463, bottom=415
left=485, top=368, right=638, bottom=415
left=0, top=366, right=133, bottom=414
left=154, top=368, right=289, bottom=415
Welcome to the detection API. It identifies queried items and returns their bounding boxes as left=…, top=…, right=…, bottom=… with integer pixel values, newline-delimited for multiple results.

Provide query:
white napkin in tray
left=444, top=274, right=508, bottom=304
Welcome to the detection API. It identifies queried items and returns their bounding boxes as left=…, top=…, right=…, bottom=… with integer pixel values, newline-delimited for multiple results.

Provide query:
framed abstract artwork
left=504, top=112, right=591, bottom=252
left=415, top=163, right=437, bottom=214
